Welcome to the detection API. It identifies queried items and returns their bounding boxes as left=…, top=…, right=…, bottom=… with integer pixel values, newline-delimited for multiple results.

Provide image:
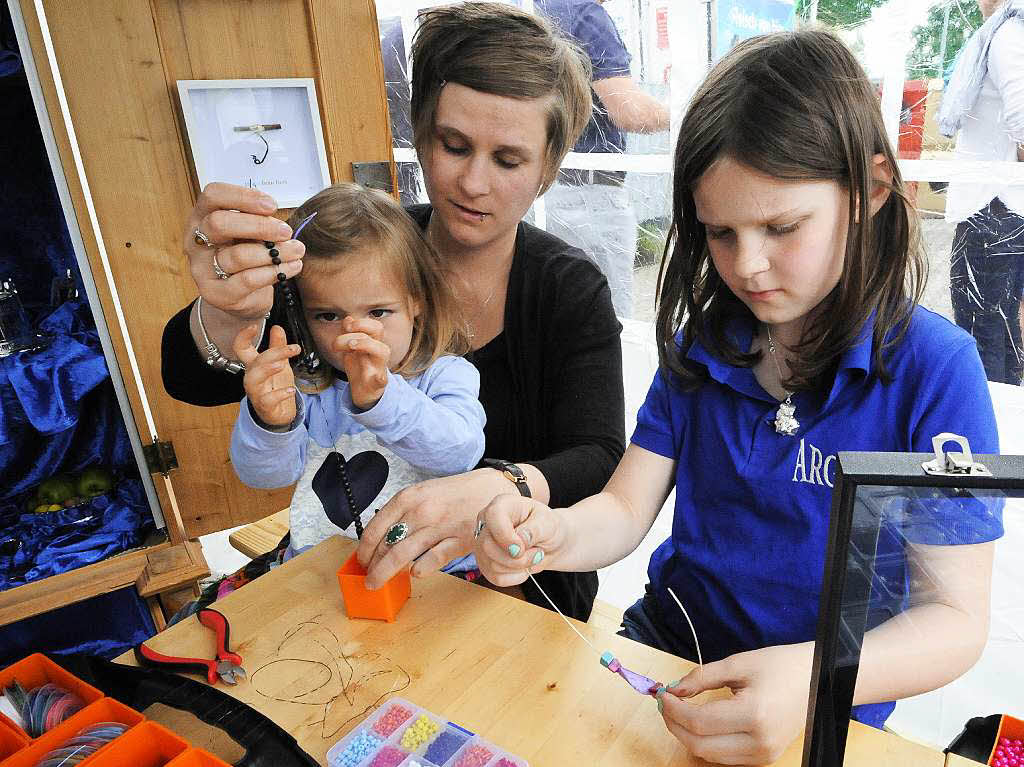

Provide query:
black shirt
left=162, top=204, right=625, bottom=620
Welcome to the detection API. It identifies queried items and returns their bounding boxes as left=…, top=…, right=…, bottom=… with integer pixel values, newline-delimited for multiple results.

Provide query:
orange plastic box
left=166, top=747, right=234, bottom=767
left=0, top=716, right=28, bottom=760
left=988, top=714, right=1024, bottom=766
left=1, top=697, right=144, bottom=767
left=337, top=551, right=411, bottom=622
left=84, top=720, right=188, bottom=767
left=0, top=653, right=104, bottom=718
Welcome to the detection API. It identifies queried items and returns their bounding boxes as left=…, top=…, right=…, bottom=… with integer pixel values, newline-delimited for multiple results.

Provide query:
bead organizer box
left=326, top=698, right=527, bottom=767
left=0, top=654, right=233, bottom=767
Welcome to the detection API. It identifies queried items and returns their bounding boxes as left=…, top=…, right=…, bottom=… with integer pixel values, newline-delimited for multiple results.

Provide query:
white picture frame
left=177, top=78, right=332, bottom=208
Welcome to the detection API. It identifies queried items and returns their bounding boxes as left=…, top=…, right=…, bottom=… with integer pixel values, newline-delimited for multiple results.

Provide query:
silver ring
left=193, top=228, right=214, bottom=248
left=473, top=518, right=486, bottom=539
left=212, top=253, right=229, bottom=280
left=385, top=522, right=409, bottom=546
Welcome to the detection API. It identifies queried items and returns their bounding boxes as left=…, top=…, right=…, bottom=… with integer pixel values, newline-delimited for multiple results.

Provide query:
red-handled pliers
left=134, top=608, right=247, bottom=685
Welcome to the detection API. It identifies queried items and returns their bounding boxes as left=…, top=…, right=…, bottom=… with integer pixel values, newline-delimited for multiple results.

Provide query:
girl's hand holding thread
left=474, top=494, right=567, bottom=588
left=233, top=324, right=301, bottom=428
left=333, top=317, right=391, bottom=411
left=657, top=642, right=814, bottom=766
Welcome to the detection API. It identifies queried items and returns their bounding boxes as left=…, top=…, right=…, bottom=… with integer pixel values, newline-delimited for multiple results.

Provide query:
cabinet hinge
left=144, top=440, right=178, bottom=475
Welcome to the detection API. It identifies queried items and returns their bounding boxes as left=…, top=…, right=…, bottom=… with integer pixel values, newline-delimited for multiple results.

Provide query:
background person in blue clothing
left=537, top=0, right=670, bottom=319
left=473, top=30, right=1001, bottom=766
left=230, top=183, right=485, bottom=569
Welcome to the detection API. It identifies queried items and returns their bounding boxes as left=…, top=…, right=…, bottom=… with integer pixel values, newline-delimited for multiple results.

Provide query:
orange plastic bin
left=337, top=551, right=410, bottom=622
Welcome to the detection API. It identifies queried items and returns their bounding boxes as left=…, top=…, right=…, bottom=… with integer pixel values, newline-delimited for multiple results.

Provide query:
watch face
left=504, top=463, right=525, bottom=481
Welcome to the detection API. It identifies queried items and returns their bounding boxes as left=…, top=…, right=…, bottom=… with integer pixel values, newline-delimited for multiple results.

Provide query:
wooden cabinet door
left=17, top=0, right=395, bottom=537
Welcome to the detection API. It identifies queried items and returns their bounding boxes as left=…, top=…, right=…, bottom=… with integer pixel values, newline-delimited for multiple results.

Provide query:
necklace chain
left=765, top=325, right=790, bottom=397
left=765, top=325, right=800, bottom=437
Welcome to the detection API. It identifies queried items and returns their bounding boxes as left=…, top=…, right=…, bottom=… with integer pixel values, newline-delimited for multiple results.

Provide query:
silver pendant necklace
left=766, top=326, right=800, bottom=437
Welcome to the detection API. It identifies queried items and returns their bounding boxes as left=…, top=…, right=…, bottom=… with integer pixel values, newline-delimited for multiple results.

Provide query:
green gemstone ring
left=385, top=522, right=409, bottom=546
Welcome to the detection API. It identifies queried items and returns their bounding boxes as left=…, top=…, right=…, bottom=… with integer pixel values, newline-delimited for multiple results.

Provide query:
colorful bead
left=332, top=730, right=383, bottom=767
left=373, top=704, right=413, bottom=737
left=424, top=729, right=467, bottom=764
left=494, top=759, right=523, bottom=767
left=399, top=714, right=441, bottom=751
left=991, top=734, right=1024, bottom=767
left=367, top=746, right=407, bottom=767
left=453, top=744, right=493, bottom=767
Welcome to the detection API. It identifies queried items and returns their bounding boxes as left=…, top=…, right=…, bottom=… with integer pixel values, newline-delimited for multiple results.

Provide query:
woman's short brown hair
left=289, top=183, right=469, bottom=375
left=657, top=29, right=926, bottom=390
left=410, top=2, right=592, bottom=193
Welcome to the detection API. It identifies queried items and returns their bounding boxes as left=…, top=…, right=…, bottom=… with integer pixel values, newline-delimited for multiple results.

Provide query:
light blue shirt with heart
left=230, top=354, right=485, bottom=568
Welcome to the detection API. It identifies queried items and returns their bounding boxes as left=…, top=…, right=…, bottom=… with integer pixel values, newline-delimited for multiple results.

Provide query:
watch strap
left=482, top=459, right=532, bottom=498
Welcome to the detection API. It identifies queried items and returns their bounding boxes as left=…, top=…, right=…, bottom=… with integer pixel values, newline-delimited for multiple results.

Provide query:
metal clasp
left=921, top=432, right=991, bottom=477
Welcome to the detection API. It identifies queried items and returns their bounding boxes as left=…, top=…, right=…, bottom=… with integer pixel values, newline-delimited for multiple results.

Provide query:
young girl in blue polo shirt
left=472, top=29, right=1001, bottom=765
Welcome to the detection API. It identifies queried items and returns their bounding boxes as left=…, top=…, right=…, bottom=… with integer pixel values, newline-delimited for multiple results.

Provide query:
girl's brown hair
left=410, top=2, right=592, bottom=194
left=657, top=29, right=926, bottom=390
left=288, top=183, right=470, bottom=376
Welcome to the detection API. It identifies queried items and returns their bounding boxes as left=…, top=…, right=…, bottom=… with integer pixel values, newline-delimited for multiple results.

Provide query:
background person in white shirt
left=943, top=0, right=1024, bottom=385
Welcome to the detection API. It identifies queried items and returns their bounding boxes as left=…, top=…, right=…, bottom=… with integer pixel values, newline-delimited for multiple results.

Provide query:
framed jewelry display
left=176, top=78, right=332, bottom=207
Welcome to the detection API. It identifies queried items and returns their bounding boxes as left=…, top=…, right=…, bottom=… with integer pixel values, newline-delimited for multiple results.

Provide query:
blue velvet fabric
left=1, top=32, right=85, bottom=320
left=0, top=588, right=156, bottom=666
left=0, top=300, right=154, bottom=590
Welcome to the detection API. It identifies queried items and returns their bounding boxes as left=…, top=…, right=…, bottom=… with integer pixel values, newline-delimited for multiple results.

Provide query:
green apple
left=76, top=467, right=114, bottom=497
left=36, top=475, right=77, bottom=505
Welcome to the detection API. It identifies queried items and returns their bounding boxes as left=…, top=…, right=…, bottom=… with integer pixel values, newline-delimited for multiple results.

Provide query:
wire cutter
left=134, top=607, right=247, bottom=685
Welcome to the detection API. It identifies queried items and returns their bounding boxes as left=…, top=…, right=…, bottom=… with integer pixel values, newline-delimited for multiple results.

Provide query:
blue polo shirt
left=631, top=307, right=1002, bottom=728
left=537, top=0, right=633, bottom=153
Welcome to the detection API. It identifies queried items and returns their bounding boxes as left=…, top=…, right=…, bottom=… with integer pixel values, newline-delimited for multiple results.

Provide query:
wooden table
left=117, top=537, right=948, bottom=766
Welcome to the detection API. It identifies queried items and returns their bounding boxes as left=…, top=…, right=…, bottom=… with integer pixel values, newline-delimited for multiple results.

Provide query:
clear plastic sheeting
left=374, top=0, right=1023, bottom=382
left=374, top=1, right=675, bottom=320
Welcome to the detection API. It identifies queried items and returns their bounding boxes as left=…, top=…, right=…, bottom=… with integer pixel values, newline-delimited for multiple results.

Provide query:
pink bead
left=454, top=745, right=494, bottom=767
left=368, top=746, right=406, bottom=767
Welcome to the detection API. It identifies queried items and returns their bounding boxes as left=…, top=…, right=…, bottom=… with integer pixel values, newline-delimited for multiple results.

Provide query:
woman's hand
left=234, top=324, right=301, bottom=427
left=333, top=317, right=391, bottom=410
left=185, top=183, right=304, bottom=321
left=658, top=642, right=814, bottom=765
left=473, top=494, right=567, bottom=587
left=356, top=469, right=514, bottom=589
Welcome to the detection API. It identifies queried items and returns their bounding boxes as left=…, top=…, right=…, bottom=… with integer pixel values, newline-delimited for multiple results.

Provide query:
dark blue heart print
left=311, top=450, right=389, bottom=530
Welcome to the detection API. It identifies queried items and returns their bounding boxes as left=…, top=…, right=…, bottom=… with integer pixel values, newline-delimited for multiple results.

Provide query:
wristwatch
left=481, top=459, right=532, bottom=498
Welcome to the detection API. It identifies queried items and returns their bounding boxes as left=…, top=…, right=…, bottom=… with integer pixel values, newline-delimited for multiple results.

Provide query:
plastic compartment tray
left=326, top=697, right=528, bottom=767
left=0, top=698, right=144, bottom=767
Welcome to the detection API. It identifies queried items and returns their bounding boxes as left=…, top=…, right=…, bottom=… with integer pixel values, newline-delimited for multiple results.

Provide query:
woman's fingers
left=205, top=239, right=304, bottom=277
left=192, top=182, right=278, bottom=225
left=409, top=536, right=466, bottom=579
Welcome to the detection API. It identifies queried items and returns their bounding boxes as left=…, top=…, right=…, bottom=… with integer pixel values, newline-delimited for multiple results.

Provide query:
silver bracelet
left=195, top=296, right=265, bottom=374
